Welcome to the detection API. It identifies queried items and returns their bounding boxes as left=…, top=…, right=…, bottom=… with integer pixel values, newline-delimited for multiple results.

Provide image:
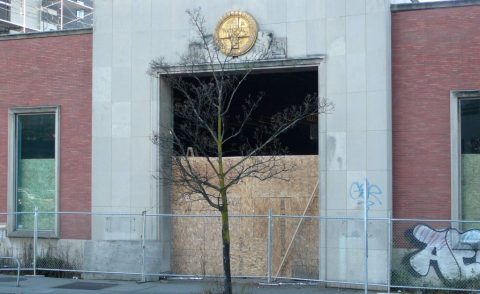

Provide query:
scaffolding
left=0, top=0, right=93, bottom=34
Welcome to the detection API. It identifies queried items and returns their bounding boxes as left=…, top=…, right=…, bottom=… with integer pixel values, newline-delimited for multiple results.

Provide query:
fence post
left=60, top=0, right=64, bottom=30
left=387, top=211, right=392, bottom=293
left=33, top=206, right=38, bottom=276
left=22, top=0, right=26, bottom=33
left=141, top=210, right=147, bottom=283
left=364, top=179, right=369, bottom=294
left=267, top=209, right=272, bottom=283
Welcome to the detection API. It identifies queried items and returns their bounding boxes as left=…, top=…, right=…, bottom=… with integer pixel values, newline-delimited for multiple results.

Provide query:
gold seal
left=214, top=11, right=258, bottom=57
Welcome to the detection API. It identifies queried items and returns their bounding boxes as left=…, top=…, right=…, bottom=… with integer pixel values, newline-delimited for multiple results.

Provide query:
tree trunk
left=221, top=207, right=232, bottom=294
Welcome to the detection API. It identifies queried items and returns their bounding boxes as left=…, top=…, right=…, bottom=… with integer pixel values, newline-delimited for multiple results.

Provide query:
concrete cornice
left=155, top=57, right=325, bottom=76
left=391, top=0, right=480, bottom=12
left=0, top=28, right=92, bottom=41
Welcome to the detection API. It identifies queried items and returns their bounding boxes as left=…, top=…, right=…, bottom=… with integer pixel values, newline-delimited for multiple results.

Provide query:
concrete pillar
left=318, top=0, right=392, bottom=285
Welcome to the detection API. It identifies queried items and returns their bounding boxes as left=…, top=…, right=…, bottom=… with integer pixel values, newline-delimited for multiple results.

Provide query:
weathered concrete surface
left=0, top=237, right=84, bottom=269
left=82, top=240, right=167, bottom=281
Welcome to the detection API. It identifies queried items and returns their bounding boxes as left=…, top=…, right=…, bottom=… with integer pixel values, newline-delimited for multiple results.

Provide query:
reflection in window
left=461, top=99, right=480, bottom=228
left=16, top=114, right=56, bottom=231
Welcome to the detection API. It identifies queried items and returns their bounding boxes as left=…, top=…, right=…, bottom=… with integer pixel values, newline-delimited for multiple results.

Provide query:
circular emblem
left=214, top=11, right=258, bottom=57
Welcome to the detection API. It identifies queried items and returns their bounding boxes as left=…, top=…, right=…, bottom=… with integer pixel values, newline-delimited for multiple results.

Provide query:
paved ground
left=0, top=275, right=371, bottom=294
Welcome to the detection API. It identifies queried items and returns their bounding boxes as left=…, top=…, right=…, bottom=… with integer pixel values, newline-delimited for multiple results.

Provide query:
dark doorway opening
left=173, top=69, right=318, bottom=156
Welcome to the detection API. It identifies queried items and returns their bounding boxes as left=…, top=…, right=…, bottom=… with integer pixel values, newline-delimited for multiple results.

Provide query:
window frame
left=451, top=90, right=480, bottom=222
left=7, top=106, right=60, bottom=238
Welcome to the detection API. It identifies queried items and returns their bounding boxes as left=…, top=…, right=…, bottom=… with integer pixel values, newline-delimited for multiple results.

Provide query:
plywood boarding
left=170, top=155, right=319, bottom=278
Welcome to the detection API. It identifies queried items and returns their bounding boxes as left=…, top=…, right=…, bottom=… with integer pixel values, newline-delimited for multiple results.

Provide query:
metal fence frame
left=1, top=208, right=480, bottom=292
left=390, top=217, right=480, bottom=293
left=0, top=256, right=20, bottom=286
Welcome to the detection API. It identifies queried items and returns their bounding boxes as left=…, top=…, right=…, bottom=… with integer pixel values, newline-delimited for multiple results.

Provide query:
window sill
left=7, top=230, right=58, bottom=239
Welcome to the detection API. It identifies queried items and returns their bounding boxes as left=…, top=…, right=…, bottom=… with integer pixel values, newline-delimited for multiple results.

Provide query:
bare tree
left=150, top=9, right=332, bottom=294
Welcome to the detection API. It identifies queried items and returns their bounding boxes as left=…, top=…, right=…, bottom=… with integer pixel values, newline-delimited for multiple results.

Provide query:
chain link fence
left=1, top=209, right=480, bottom=292
left=391, top=218, right=480, bottom=292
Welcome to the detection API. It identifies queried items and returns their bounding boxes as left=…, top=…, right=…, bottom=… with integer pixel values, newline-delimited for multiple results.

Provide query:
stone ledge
left=0, top=28, right=92, bottom=41
left=391, top=0, right=480, bottom=12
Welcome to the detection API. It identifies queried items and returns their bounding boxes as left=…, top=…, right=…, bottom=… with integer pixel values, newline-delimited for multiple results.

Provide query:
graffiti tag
left=408, top=224, right=480, bottom=281
left=349, top=178, right=382, bottom=208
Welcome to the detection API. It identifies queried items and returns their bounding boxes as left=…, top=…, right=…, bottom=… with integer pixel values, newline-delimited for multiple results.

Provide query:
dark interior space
left=17, top=114, right=55, bottom=159
left=461, top=99, right=480, bottom=154
left=173, top=70, right=318, bottom=156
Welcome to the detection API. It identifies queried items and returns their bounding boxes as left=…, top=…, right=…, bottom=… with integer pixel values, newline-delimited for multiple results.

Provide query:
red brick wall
left=392, top=6, right=480, bottom=219
left=0, top=32, right=92, bottom=239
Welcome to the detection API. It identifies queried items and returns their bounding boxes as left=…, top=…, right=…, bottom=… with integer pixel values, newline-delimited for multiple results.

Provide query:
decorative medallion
left=214, top=11, right=258, bottom=57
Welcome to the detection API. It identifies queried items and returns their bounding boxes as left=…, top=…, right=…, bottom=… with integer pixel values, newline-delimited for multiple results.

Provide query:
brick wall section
left=0, top=32, right=92, bottom=239
left=392, top=6, right=480, bottom=219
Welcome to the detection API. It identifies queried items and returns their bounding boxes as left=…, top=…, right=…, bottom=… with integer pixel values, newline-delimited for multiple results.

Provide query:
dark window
left=15, top=113, right=56, bottom=231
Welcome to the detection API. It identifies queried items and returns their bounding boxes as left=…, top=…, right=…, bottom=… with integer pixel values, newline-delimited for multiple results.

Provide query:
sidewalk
left=0, top=275, right=369, bottom=294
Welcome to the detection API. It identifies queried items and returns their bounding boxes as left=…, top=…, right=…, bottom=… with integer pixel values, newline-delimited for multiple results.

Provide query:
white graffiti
left=409, top=224, right=480, bottom=281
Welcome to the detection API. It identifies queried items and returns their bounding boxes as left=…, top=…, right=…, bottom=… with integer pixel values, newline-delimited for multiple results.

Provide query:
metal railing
left=0, top=257, right=20, bottom=286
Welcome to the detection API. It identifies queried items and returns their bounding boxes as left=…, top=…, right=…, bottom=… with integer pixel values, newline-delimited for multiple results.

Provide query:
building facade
left=0, top=30, right=92, bottom=239
left=0, top=0, right=479, bottom=288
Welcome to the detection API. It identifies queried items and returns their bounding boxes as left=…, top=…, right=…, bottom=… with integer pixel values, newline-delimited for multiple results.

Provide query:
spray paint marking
left=349, top=178, right=382, bottom=208
left=408, top=224, right=480, bottom=281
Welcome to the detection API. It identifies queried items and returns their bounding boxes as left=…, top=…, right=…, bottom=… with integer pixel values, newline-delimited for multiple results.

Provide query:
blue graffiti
left=349, top=178, right=382, bottom=208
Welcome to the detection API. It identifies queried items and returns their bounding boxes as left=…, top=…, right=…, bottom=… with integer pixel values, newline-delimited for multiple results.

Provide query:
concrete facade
left=92, top=0, right=165, bottom=240
left=3, top=0, right=480, bottom=288
left=92, top=0, right=392, bottom=284
left=317, top=0, right=392, bottom=284
left=4, top=0, right=480, bottom=288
